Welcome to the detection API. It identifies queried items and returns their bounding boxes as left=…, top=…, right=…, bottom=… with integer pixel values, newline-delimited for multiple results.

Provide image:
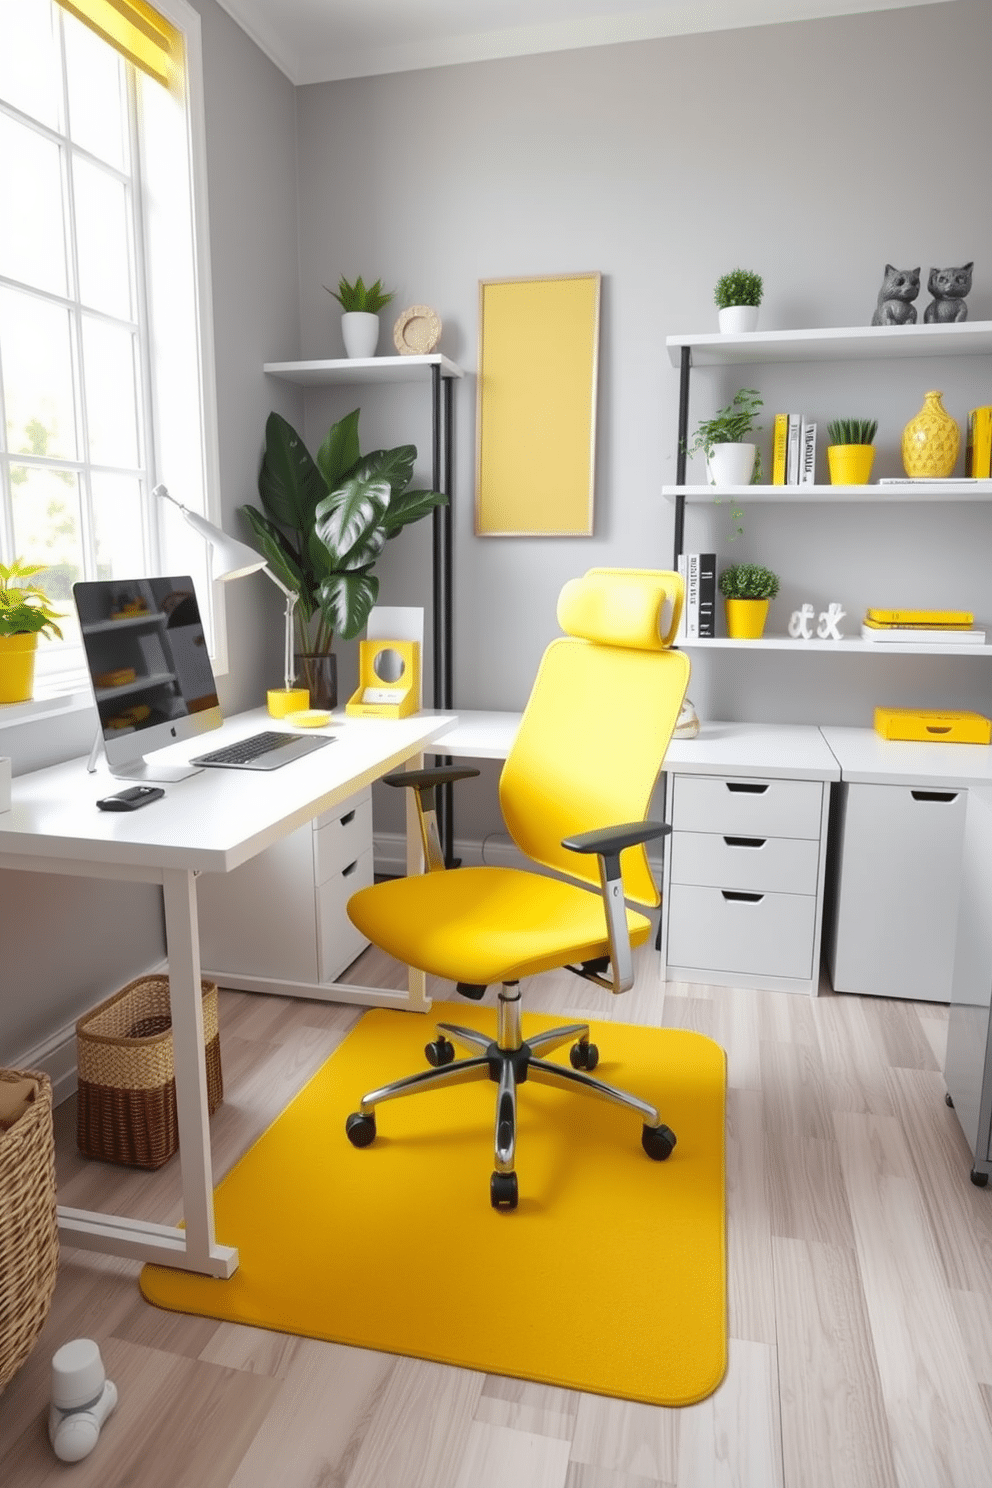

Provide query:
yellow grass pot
left=0, top=633, right=39, bottom=703
left=724, top=598, right=769, bottom=640
left=827, top=444, right=875, bottom=485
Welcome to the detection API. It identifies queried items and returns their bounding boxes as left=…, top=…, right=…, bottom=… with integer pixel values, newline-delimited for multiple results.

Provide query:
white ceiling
left=213, top=0, right=949, bottom=87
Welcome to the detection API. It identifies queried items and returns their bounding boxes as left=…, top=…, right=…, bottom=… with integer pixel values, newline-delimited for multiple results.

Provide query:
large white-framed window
left=0, top=0, right=224, bottom=698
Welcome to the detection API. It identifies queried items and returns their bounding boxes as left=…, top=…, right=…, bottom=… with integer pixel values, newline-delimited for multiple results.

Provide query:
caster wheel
left=426, top=1036, right=455, bottom=1067
left=945, top=1092, right=955, bottom=1107
left=970, top=1168, right=989, bottom=1188
left=490, top=1171, right=518, bottom=1210
left=345, top=1111, right=376, bottom=1147
left=642, top=1123, right=677, bottom=1161
left=569, top=1040, right=599, bottom=1071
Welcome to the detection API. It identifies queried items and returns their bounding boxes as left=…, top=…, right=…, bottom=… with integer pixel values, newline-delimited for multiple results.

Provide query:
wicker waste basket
left=0, top=1069, right=58, bottom=1394
left=76, top=975, right=223, bottom=1170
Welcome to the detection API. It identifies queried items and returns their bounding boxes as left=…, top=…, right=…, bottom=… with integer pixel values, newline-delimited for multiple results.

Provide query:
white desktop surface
left=819, top=725, right=992, bottom=788
left=0, top=706, right=458, bottom=1280
left=663, top=721, right=841, bottom=782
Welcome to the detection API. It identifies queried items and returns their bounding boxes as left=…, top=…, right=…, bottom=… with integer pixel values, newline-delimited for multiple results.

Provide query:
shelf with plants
left=263, top=354, right=462, bottom=386
left=664, top=481, right=992, bottom=504
left=679, top=636, right=992, bottom=656
left=667, top=321, right=992, bottom=369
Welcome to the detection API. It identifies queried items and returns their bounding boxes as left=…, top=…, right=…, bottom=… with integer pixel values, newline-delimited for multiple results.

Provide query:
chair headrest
left=556, top=568, right=684, bottom=651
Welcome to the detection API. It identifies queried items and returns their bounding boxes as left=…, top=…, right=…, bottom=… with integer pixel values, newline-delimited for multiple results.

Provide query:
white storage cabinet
left=197, top=786, right=373, bottom=996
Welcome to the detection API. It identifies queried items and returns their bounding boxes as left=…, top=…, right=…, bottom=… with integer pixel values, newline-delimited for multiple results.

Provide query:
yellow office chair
left=345, top=568, right=690, bottom=1208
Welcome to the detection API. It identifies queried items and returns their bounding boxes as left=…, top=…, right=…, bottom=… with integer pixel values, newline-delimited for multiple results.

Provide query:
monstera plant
left=238, top=409, right=446, bottom=706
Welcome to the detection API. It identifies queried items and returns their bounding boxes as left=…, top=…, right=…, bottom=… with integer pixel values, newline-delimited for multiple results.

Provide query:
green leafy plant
left=827, top=418, right=878, bottom=446
left=714, top=269, right=763, bottom=310
left=685, top=388, right=764, bottom=458
left=718, top=563, right=780, bottom=600
left=324, top=276, right=395, bottom=314
left=238, top=409, right=446, bottom=650
left=0, top=558, right=64, bottom=639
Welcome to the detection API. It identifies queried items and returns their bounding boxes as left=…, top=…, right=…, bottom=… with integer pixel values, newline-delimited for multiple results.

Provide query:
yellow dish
left=285, top=709, right=333, bottom=729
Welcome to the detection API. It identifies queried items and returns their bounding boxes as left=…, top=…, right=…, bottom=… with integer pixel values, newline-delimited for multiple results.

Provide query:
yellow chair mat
left=140, top=1004, right=727, bottom=1408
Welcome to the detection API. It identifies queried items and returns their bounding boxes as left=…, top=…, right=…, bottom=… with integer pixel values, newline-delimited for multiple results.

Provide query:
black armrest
left=382, top=766, right=480, bottom=873
left=560, top=820, right=669, bottom=996
left=562, top=819, right=669, bottom=879
left=383, top=766, right=480, bottom=792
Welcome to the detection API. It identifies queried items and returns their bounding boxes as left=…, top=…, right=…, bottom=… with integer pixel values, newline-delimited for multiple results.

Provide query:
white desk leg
left=161, top=867, right=238, bottom=1276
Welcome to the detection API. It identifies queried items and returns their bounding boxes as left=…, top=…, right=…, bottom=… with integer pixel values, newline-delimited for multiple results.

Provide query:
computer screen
left=73, top=576, right=223, bottom=780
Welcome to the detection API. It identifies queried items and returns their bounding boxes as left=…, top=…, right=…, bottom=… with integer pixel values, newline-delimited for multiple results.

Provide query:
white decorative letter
left=817, top=602, right=846, bottom=641
left=789, top=604, right=815, bottom=640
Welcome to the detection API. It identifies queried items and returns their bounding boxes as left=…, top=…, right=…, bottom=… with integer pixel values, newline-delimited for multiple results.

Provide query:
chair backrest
left=499, top=568, right=690, bottom=908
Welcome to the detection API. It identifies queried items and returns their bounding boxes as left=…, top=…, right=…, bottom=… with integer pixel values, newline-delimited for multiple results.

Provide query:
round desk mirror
left=373, top=647, right=405, bottom=683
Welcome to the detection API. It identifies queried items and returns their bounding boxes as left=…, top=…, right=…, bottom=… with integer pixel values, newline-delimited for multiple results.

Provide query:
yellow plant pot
left=267, top=687, right=310, bottom=718
left=902, top=389, right=960, bottom=477
left=0, top=633, right=39, bottom=704
left=724, top=598, right=769, bottom=640
left=827, top=444, right=875, bottom=485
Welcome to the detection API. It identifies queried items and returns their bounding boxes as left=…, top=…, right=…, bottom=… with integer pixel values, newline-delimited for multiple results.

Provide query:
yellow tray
left=873, top=707, right=992, bottom=744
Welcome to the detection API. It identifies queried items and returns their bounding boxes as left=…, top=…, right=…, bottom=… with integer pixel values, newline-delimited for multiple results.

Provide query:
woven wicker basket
left=0, top=1069, right=58, bottom=1394
left=76, top=975, right=223, bottom=1170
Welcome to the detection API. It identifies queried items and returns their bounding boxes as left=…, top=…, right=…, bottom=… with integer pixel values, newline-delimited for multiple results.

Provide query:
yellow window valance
left=55, top=0, right=181, bottom=88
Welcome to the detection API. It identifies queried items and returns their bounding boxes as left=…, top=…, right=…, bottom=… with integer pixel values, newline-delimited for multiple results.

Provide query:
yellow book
left=966, top=406, right=992, bottom=478
left=865, top=608, right=973, bottom=626
left=874, top=707, right=992, bottom=744
left=771, top=413, right=788, bottom=485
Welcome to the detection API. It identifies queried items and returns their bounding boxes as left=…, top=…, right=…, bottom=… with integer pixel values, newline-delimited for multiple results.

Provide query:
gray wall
left=293, top=0, right=992, bottom=842
left=0, top=0, right=301, bottom=1062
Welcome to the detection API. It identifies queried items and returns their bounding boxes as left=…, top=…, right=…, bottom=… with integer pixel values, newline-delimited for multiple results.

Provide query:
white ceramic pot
left=706, top=442, right=756, bottom=487
left=341, top=311, right=380, bottom=358
left=718, top=305, right=759, bottom=334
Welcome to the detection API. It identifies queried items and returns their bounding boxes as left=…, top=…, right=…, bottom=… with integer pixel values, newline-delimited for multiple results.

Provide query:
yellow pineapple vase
left=901, top=390, right=960, bottom=478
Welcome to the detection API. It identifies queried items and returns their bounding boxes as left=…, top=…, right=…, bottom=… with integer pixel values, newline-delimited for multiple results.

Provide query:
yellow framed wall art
left=475, top=272, right=601, bottom=536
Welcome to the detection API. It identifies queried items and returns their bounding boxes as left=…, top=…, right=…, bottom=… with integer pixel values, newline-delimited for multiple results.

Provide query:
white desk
left=0, top=708, right=457, bottom=1278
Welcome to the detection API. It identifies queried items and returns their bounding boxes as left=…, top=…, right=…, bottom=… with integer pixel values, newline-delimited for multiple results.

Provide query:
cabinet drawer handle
left=910, top=790, right=959, bottom=804
left=342, top=859, right=359, bottom=877
left=725, top=782, right=769, bottom=795
left=340, top=810, right=356, bottom=826
left=721, top=890, right=764, bottom=903
left=723, top=836, right=766, bottom=849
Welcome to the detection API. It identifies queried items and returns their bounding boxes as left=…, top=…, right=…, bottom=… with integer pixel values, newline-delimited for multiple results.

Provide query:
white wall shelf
left=664, top=481, right=992, bottom=504
left=667, top=321, right=992, bottom=369
left=263, top=353, right=463, bottom=386
left=680, top=637, right=992, bottom=657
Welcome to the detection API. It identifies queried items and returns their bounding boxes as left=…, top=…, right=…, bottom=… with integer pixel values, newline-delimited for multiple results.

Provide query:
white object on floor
left=48, top=1338, right=118, bottom=1463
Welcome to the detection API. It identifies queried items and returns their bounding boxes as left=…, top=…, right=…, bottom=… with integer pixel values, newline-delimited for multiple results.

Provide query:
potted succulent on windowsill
left=238, top=409, right=446, bottom=710
left=826, top=418, right=878, bottom=486
left=714, top=269, right=763, bottom=333
left=324, top=275, right=396, bottom=359
left=718, top=562, right=779, bottom=640
left=0, top=558, right=64, bottom=703
left=684, top=387, right=764, bottom=488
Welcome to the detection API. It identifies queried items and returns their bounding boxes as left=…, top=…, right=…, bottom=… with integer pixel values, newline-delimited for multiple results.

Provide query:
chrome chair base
left=344, top=985, right=677, bottom=1209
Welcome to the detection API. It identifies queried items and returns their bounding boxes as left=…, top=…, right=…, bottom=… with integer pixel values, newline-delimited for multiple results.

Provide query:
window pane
left=63, top=10, right=127, bottom=172
left=9, top=463, right=83, bottom=640
left=0, top=114, right=67, bottom=296
left=0, top=0, right=61, bottom=130
left=81, top=316, right=139, bottom=468
left=0, top=287, right=77, bottom=459
left=91, top=472, right=146, bottom=577
left=74, top=157, right=133, bottom=318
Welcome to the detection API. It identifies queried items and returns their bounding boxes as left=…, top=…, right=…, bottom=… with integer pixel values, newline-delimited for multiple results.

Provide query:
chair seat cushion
left=347, top=866, right=654, bottom=986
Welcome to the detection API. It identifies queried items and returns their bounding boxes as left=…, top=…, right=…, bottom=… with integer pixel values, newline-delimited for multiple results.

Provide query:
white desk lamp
left=154, top=485, right=309, bottom=716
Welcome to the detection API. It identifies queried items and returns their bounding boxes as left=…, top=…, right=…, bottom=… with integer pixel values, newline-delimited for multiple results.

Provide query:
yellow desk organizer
left=347, top=639, right=420, bottom=719
left=874, top=707, right=992, bottom=744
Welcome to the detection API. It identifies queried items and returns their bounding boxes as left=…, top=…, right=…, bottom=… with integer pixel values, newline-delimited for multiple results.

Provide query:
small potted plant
left=718, top=562, right=779, bottom=640
left=324, top=275, right=396, bottom=359
left=0, top=558, right=64, bottom=703
left=826, top=418, right=878, bottom=486
left=714, top=269, right=763, bottom=333
left=684, top=387, right=763, bottom=487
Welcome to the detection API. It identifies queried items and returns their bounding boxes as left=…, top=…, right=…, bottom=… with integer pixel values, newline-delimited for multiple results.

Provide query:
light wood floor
left=3, top=945, right=992, bottom=1487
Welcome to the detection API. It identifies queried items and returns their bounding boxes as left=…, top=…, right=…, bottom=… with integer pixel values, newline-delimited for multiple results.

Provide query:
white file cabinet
left=661, top=724, right=838, bottom=996
left=197, top=785, right=373, bottom=997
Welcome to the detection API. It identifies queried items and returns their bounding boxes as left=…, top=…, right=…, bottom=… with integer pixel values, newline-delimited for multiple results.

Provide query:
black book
left=697, top=552, right=716, bottom=638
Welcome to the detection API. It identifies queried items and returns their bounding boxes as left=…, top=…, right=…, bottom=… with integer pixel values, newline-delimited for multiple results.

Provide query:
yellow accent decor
left=346, top=639, right=420, bottom=718
left=140, top=1003, right=728, bottom=1407
left=724, top=597, right=769, bottom=639
left=0, top=633, right=39, bottom=704
left=827, top=444, right=875, bottom=485
left=266, top=687, right=310, bottom=718
left=55, top=0, right=181, bottom=89
left=902, top=389, right=960, bottom=478
left=874, top=707, right=991, bottom=744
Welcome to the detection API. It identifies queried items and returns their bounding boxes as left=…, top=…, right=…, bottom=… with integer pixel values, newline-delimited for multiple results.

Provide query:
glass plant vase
left=901, top=390, right=960, bottom=478
left=295, top=652, right=338, bottom=710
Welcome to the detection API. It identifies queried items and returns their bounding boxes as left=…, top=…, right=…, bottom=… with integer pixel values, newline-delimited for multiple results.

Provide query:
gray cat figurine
left=871, top=264, right=920, bottom=326
left=924, top=262, right=973, bottom=323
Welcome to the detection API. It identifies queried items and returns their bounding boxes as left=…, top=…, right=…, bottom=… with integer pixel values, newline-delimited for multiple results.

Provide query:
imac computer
left=74, top=576, right=224, bottom=781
